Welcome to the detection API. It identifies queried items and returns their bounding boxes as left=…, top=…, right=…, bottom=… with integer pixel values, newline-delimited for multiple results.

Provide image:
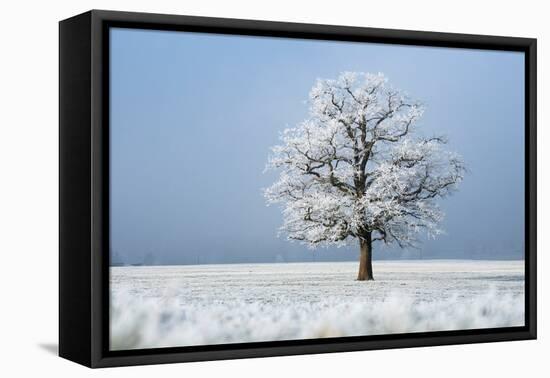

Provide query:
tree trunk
left=357, top=233, right=374, bottom=281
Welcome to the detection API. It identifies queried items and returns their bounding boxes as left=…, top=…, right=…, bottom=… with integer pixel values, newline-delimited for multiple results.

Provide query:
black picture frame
left=59, top=9, right=537, bottom=368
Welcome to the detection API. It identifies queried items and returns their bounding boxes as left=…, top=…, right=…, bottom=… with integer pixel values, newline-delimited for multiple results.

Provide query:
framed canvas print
left=59, top=10, right=536, bottom=368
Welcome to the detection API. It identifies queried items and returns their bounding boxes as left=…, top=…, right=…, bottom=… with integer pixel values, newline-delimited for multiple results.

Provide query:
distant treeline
left=110, top=245, right=524, bottom=267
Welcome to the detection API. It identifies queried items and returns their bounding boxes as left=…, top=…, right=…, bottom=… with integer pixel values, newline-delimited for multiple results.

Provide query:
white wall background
left=0, top=0, right=546, bottom=376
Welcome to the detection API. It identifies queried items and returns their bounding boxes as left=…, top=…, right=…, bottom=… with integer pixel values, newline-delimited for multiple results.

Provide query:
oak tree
left=264, top=72, right=465, bottom=280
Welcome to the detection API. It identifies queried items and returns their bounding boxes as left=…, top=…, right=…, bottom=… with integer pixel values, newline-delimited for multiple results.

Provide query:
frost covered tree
left=264, top=72, right=465, bottom=281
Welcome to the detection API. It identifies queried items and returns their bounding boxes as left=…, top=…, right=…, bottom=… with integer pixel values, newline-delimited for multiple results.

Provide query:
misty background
left=109, top=28, right=525, bottom=266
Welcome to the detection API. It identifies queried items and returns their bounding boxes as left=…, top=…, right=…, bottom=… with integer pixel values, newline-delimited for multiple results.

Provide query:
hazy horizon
left=109, top=28, right=525, bottom=266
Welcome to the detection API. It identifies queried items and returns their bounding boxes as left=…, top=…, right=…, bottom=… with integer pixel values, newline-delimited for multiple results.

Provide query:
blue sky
left=110, top=28, right=525, bottom=264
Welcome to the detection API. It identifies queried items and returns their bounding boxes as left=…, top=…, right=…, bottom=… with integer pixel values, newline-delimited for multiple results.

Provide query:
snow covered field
left=110, top=260, right=524, bottom=350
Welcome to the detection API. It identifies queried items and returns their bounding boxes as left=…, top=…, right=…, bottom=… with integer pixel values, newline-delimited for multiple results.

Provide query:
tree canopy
left=264, top=72, right=465, bottom=250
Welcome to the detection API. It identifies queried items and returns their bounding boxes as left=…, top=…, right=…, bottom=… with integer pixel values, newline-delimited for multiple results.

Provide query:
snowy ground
left=110, top=260, right=524, bottom=350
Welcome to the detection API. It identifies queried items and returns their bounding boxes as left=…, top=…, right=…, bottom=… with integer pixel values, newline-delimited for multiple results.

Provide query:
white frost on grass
left=110, top=260, right=524, bottom=350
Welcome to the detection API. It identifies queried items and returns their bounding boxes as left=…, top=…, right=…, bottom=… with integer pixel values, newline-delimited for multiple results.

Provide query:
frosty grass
left=110, top=260, right=524, bottom=350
